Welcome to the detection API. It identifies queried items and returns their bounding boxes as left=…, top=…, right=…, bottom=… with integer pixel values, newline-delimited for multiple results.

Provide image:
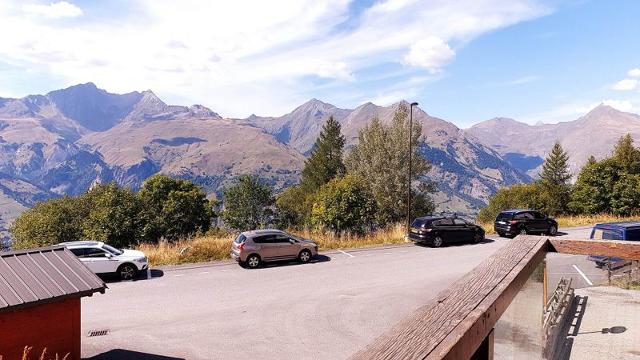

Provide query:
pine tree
left=540, top=141, right=571, bottom=186
left=540, top=141, right=572, bottom=214
left=613, top=133, right=640, bottom=173
left=300, top=116, right=346, bottom=192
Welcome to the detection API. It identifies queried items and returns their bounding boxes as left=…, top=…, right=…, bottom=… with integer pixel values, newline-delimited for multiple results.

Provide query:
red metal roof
left=0, top=246, right=106, bottom=312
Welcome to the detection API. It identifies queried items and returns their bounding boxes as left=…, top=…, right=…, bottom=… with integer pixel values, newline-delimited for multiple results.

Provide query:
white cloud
left=612, top=78, right=638, bottom=91
left=403, top=37, right=455, bottom=73
left=315, top=62, right=354, bottom=81
left=22, top=1, right=82, bottom=18
left=628, top=68, right=640, bottom=78
left=0, top=0, right=552, bottom=117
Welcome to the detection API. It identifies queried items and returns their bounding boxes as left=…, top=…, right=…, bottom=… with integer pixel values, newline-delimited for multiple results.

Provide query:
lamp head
left=410, top=102, right=418, bottom=107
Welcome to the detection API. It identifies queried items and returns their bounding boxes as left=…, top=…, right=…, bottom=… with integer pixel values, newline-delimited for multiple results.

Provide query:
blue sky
left=0, top=0, right=638, bottom=127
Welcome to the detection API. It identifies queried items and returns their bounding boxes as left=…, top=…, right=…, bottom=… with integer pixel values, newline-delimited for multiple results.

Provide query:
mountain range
left=467, top=104, right=640, bottom=177
left=1, top=83, right=637, bottom=241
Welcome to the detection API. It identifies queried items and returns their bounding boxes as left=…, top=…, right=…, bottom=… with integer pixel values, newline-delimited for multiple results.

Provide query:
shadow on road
left=555, top=295, right=589, bottom=360
left=84, top=349, right=184, bottom=360
left=413, top=238, right=495, bottom=249
left=249, top=254, right=332, bottom=269
left=99, top=269, right=165, bottom=283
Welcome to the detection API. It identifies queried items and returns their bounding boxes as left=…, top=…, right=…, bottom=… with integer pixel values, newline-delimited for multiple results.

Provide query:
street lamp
left=406, top=102, right=419, bottom=236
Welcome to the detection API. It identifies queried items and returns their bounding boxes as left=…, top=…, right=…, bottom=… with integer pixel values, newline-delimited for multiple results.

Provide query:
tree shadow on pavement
left=84, top=349, right=184, bottom=360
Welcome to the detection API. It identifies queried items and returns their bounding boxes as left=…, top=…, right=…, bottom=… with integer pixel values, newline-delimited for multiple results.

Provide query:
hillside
left=467, top=105, right=640, bottom=176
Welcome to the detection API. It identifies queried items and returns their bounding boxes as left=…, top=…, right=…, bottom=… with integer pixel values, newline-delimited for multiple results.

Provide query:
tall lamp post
left=406, top=102, right=419, bottom=236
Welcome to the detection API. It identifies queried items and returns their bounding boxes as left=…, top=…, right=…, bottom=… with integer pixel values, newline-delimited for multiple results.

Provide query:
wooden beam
left=549, top=238, right=640, bottom=260
left=350, top=235, right=549, bottom=360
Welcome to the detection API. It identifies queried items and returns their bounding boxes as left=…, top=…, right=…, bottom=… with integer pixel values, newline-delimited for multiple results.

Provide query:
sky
left=0, top=0, right=639, bottom=127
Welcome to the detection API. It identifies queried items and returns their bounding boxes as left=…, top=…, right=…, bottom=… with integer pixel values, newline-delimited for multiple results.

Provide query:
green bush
left=311, top=175, right=377, bottom=234
left=138, top=174, right=213, bottom=241
left=11, top=176, right=214, bottom=249
left=11, top=196, right=87, bottom=249
left=221, top=175, right=274, bottom=231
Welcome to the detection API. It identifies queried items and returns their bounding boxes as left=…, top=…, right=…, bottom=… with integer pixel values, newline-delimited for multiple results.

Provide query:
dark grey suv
left=494, top=209, right=558, bottom=238
left=230, top=229, right=319, bottom=268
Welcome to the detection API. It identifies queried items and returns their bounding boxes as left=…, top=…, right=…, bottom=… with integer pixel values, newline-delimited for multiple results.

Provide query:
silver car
left=230, top=229, right=318, bottom=268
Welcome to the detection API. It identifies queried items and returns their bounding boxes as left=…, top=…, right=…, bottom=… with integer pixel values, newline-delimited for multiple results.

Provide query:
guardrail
left=351, top=236, right=640, bottom=360
left=542, top=277, right=574, bottom=359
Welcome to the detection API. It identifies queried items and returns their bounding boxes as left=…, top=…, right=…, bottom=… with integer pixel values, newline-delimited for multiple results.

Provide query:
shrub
left=311, top=175, right=377, bottom=234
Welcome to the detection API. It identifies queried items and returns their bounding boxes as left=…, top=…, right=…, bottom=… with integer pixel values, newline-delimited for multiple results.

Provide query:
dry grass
left=480, top=214, right=640, bottom=235
left=19, top=347, right=68, bottom=360
left=139, top=224, right=407, bottom=266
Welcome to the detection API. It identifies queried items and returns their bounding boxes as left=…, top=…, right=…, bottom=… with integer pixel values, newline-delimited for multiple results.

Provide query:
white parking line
left=337, top=249, right=354, bottom=258
left=572, top=264, right=594, bottom=286
left=174, top=274, right=184, bottom=277
left=199, top=271, right=210, bottom=275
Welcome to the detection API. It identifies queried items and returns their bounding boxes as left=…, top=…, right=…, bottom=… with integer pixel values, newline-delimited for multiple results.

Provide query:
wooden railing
left=351, top=236, right=640, bottom=360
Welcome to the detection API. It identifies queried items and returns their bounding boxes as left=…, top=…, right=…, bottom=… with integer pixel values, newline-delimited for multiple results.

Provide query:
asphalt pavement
left=81, top=227, right=600, bottom=360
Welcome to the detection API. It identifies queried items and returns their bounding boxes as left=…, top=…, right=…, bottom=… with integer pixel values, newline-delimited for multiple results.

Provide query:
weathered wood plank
left=549, top=238, right=640, bottom=260
left=350, top=235, right=549, bottom=360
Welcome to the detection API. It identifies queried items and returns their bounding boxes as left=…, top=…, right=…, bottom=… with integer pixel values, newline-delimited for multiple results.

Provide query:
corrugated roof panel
left=0, top=246, right=106, bottom=312
left=56, top=249, right=105, bottom=290
left=0, top=258, right=37, bottom=304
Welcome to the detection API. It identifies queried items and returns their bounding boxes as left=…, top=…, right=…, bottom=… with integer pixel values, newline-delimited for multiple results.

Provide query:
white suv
left=60, top=241, right=148, bottom=280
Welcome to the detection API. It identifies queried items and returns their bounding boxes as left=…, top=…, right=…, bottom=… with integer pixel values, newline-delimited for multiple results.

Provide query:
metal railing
left=351, top=236, right=640, bottom=360
left=542, top=277, right=574, bottom=359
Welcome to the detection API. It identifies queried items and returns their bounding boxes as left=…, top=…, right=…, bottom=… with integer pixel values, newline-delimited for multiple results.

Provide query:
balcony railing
left=351, top=235, right=640, bottom=360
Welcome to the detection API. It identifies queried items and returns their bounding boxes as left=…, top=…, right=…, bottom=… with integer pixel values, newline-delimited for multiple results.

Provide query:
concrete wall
left=0, top=298, right=81, bottom=360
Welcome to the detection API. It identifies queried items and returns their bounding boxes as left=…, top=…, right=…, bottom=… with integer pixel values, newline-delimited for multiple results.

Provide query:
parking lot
left=82, top=227, right=604, bottom=360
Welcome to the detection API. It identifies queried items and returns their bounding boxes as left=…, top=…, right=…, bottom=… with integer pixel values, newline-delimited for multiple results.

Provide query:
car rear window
left=592, top=228, right=623, bottom=240
left=234, top=234, right=247, bottom=244
left=496, top=212, right=514, bottom=221
left=411, top=218, right=433, bottom=228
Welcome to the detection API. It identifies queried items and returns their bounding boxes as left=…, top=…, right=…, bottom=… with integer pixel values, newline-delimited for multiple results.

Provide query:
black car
left=408, top=215, right=485, bottom=247
left=493, top=209, right=558, bottom=238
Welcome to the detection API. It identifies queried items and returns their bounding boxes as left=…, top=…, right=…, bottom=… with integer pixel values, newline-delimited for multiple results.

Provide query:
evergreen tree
left=613, top=133, right=640, bottom=173
left=539, top=142, right=572, bottom=215
left=540, top=141, right=571, bottom=186
left=300, top=116, right=346, bottom=192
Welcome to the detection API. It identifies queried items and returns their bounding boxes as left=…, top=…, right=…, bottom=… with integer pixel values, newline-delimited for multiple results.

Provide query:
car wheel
left=118, top=263, right=138, bottom=280
left=497, top=232, right=505, bottom=238
left=519, top=228, right=528, bottom=235
left=432, top=236, right=444, bottom=248
left=246, top=254, right=261, bottom=269
left=548, top=225, right=558, bottom=236
left=299, top=249, right=312, bottom=263
left=473, top=233, right=484, bottom=244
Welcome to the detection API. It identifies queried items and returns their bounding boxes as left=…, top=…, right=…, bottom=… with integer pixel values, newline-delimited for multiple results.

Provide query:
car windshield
left=102, top=244, right=123, bottom=255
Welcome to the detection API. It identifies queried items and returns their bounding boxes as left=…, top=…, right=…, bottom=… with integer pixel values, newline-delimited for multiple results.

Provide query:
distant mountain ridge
left=467, top=104, right=640, bottom=176
left=246, top=99, right=530, bottom=213
left=0, top=83, right=536, bottom=240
